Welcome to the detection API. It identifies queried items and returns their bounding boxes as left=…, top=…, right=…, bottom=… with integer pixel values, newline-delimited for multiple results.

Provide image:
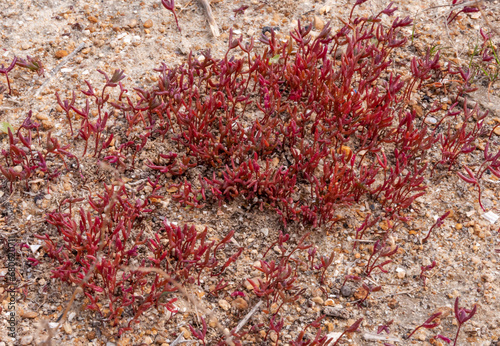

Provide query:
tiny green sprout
left=0, top=121, right=14, bottom=134
left=269, top=54, right=280, bottom=65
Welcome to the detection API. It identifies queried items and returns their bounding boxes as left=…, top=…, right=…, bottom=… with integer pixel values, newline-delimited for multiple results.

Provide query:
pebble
left=231, top=297, right=248, bottom=310
left=396, top=267, right=406, bottom=279
left=42, top=119, right=54, bottom=129
left=20, top=336, right=33, bottom=346
left=481, top=272, right=494, bottom=282
left=21, top=43, right=30, bottom=50
left=340, top=285, right=354, bottom=297
left=128, top=19, right=138, bottom=28
left=143, top=19, right=153, bottom=28
left=323, top=305, right=349, bottom=319
left=354, top=286, right=368, bottom=299
left=208, top=317, right=218, bottom=328
left=12, top=165, right=23, bottom=173
left=312, top=296, right=324, bottom=305
left=88, top=15, right=98, bottom=23
left=218, top=299, right=231, bottom=311
left=320, top=6, right=332, bottom=15
left=63, top=322, right=72, bottom=334
left=55, top=50, right=68, bottom=59
left=424, top=116, right=437, bottom=124
left=19, top=309, right=38, bottom=318
left=244, top=278, right=260, bottom=290
left=143, top=336, right=153, bottom=345
left=434, top=306, right=453, bottom=319
left=269, top=330, right=278, bottom=342
left=314, top=16, right=325, bottom=31
left=86, top=331, right=96, bottom=340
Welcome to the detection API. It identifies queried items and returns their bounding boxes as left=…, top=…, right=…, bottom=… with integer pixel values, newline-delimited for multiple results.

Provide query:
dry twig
left=234, top=300, right=263, bottom=334
left=34, top=43, right=86, bottom=97
left=198, top=0, right=220, bottom=37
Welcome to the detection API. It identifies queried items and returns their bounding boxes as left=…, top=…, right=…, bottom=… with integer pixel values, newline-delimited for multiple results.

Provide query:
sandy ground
left=0, top=0, right=500, bottom=345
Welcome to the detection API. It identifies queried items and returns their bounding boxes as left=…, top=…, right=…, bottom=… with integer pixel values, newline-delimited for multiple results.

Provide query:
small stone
left=128, top=19, right=138, bottom=28
left=326, top=322, right=334, bottom=332
left=482, top=211, right=499, bottom=224
left=481, top=272, right=494, bottom=282
left=143, top=336, right=153, bottom=345
left=68, top=311, right=76, bottom=322
left=36, top=113, right=48, bottom=120
left=339, top=145, right=352, bottom=157
left=117, top=338, right=130, bottom=346
left=209, top=317, right=218, bottom=328
left=434, top=306, right=453, bottom=319
left=20, top=309, right=38, bottom=318
left=244, top=277, right=260, bottom=290
left=20, top=335, right=33, bottom=345
left=42, top=119, right=54, bottom=129
left=354, top=286, right=368, bottom=300
left=63, top=322, right=72, bottom=334
left=87, top=331, right=96, bottom=341
left=387, top=298, right=399, bottom=309
left=425, top=116, right=437, bottom=125
left=396, top=267, right=406, bottom=279
left=319, top=6, right=331, bottom=15
left=494, top=126, right=500, bottom=136
left=179, top=327, right=191, bottom=339
left=270, top=302, right=279, bottom=314
left=88, top=15, right=98, bottom=23
left=269, top=330, right=278, bottom=342
left=55, top=50, right=68, bottom=59
left=455, top=223, right=463, bottom=230
left=312, top=296, right=324, bottom=305
left=324, top=299, right=335, bottom=306
left=413, top=104, right=424, bottom=117
left=232, top=297, right=248, bottom=310
left=448, top=290, right=459, bottom=299
left=21, top=43, right=30, bottom=50
left=218, top=299, right=231, bottom=311
left=340, top=285, right=354, bottom=297
left=471, top=257, right=481, bottom=265
left=143, top=19, right=153, bottom=28
left=271, top=157, right=280, bottom=167
left=314, top=16, right=324, bottom=31
left=323, top=305, right=349, bottom=319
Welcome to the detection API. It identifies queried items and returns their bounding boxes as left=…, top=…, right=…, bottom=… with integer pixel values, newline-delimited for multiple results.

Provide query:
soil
left=0, top=0, right=500, bottom=345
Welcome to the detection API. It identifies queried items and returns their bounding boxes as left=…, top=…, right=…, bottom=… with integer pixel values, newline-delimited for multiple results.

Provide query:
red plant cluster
left=1, top=113, right=77, bottom=191
left=2, top=1, right=499, bottom=229
left=33, top=181, right=242, bottom=333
